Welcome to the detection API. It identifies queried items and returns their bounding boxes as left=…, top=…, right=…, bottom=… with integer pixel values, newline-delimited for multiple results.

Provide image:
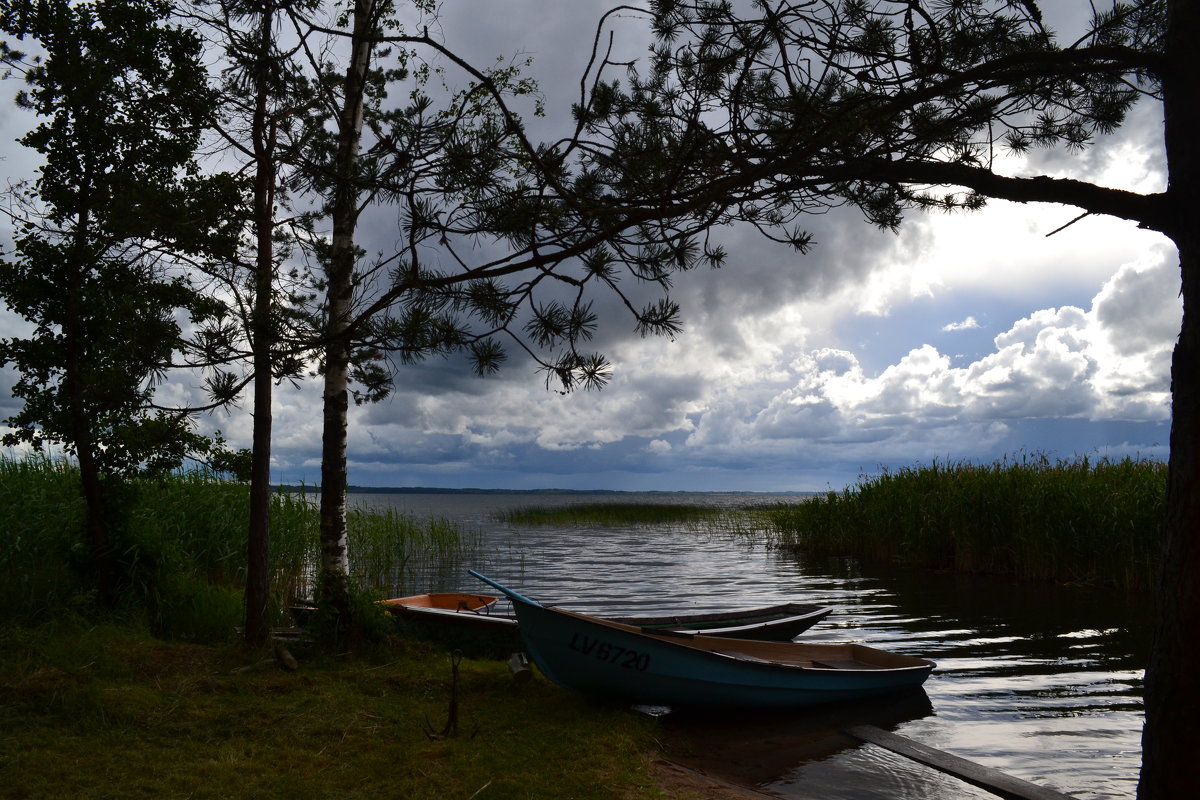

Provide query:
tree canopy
left=0, top=0, right=239, bottom=600
left=559, top=1, right=1163, bottom=239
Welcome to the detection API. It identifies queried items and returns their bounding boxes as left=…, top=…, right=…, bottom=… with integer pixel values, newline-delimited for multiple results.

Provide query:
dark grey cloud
left=433, top=2, right=651, bottom=136
left=0, top=364, right=22, bottom=421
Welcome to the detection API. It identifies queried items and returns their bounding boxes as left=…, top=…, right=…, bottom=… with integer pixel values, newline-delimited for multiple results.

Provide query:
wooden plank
left=844, top=725, right=1078, bottom=800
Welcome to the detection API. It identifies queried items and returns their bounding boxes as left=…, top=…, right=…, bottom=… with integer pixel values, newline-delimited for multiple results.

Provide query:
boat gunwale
left=614, top=602, right=826, bottom=627
left=615, top=603, right=831, bottom=635
left=379, top=592, right=500, bottom=612
left=379, top=595, right=833, bottom=640
left=545, top=604, right=936, bottom=675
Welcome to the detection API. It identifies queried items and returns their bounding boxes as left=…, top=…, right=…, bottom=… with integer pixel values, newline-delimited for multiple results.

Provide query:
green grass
left=500, top=502, right=729, bottom=527
left=0, top=620, right=662, bottom=800
left=764, top=454, right=1167, bottom=590
left=0, top=457, right=479, bottom=640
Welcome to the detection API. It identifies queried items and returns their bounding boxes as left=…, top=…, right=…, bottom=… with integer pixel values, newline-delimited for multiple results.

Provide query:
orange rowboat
left=378, top=592, right=499, bottom=614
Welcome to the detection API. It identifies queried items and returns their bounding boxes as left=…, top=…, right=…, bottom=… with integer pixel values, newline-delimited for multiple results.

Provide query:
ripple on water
left=765, top=744, right=1002, bottom=800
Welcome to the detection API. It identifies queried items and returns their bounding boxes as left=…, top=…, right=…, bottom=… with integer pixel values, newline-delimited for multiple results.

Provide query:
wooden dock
left=844, top=725, right=1078, bottom=800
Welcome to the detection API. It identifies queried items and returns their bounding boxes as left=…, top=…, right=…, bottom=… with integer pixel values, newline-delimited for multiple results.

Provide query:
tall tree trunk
left=1140, top=247, right=1200, bottom=800
left=318, top=0, right=374, bottom=618
left=66, top=316, right=114, bottom=604
left=71, top=405, right=114, bottom=606
left=1138, top=0, right=1200, bottom=796
left=1140, top=228, right=1200, bottom=800
left=64, top=177, right=116, bottom=606
left=243, top=4, right=278, bottom=647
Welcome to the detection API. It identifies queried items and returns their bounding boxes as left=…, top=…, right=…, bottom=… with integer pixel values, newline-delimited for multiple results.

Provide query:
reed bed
left=500, top=502, right=726, bottom=527
left=765, top=454, right=1166, bottom=590
left=0, top=456, right=85, bottom=619
left=346, top=504, right=482, bottom=595
left=0, top=458, right=478, bottom=639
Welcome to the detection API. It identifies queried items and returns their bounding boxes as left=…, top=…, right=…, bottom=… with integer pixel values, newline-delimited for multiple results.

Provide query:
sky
left=0, top=2, right=1179, bottom=492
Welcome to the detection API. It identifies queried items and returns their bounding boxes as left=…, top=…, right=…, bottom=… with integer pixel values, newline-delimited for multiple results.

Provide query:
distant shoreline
left=275, top=485, right=817, bottom=496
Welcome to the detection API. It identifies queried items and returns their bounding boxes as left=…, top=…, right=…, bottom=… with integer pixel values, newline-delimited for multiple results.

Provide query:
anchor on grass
left=423, top=649, right=478, bottom=740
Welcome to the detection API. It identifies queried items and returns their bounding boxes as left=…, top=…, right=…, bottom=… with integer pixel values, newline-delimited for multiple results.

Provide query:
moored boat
left=378, top=592, right=519, bottom=655
left=378, top=591, right=500, bottom=615
left=469, top=570, right=935, bottom=708
left=618, top=603, right=830, bottom=639
left=377, top=592, right=830, bottom=653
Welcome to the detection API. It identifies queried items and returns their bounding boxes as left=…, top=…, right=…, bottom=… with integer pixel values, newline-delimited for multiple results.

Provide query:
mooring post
left=507, top=651, right=532, bottom=682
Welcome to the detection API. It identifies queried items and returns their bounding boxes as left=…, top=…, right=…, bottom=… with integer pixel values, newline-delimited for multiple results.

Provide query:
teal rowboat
left=469, top=570, right=935, bottom=708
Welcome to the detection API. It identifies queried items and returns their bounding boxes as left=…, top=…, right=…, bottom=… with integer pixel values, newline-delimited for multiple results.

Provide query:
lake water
left=349, top=491, right=1150, bottom=800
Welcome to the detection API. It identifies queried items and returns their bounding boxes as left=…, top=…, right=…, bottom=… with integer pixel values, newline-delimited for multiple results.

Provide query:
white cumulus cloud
left=683, top=250, right=1177, bottom=463
left=943, top=316, right=980, bottom=332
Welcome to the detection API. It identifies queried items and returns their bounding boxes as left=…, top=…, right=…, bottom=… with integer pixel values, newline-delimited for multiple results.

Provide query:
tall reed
left=345, top=504, right=481, bottom=598
left=765, top=454, right=1166, bottom=590
left=0, top=459, right=478, bottom=639
left=0, top=455, right=86, bottom=617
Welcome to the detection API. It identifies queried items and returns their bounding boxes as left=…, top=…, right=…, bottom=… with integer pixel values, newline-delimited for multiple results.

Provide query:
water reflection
left=768, top=745, right=1003, bottom=800
left=351, top=492, right=1149, bottom=800
left=662, top=690, right=935, bottom=786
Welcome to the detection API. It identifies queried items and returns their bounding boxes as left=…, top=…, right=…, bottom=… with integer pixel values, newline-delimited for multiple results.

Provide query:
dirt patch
left=0, top=665, right=82, bottom=706
left=123, top=640, right=222, bottom=681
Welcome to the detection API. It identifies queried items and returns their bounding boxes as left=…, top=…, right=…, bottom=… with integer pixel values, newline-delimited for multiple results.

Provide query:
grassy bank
left=764, top=455, right=1166, bottom=590
left=0, top=461, right=678, bottom=798
left=0, top=457, right=478, bottom=639
left=0, top=620, right=659, bottom=800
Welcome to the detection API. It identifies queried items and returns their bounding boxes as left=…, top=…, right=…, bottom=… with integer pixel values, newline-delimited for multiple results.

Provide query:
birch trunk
left=318, top=0, right=375, bottom=616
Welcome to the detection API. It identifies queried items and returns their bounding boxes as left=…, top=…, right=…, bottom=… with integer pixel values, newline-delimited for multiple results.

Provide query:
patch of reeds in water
left=0, top=457, right=478, bottom=639
left=346, top=504, right=481, bottom=595
left=763, top=454, right=1166, bottom=590
left=500, top=502, right=727, bottom=527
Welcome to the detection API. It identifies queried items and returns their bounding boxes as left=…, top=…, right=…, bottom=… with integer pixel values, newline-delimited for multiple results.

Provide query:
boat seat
left=809, top=659, right=887, bottom=670
left=713, top=649, right=808, bottom=666
left=714, top=649, right=769, bottom=663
